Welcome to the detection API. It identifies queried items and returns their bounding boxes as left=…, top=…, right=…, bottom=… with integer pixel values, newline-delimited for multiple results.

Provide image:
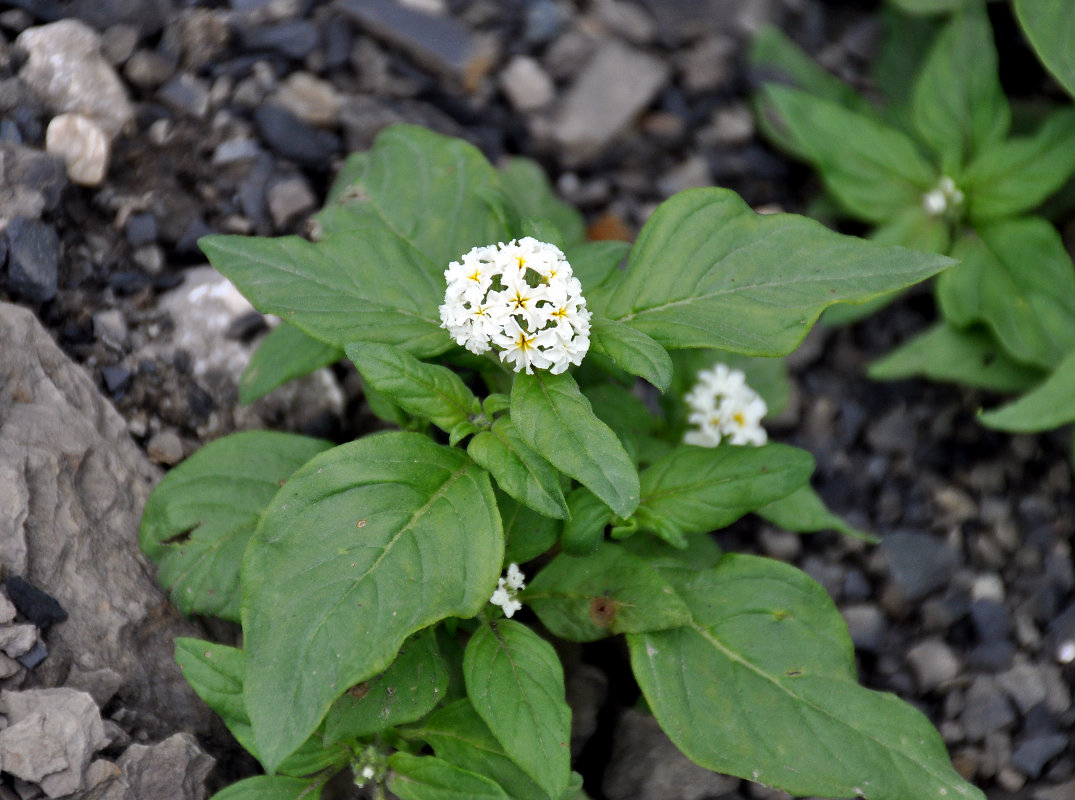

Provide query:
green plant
left=750, top=0, right=1075, bottom=462
left=140, top=124, right=974, bottom=800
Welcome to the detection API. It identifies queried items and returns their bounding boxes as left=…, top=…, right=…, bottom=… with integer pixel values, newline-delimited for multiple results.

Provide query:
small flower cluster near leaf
left=750, top=0, right=1075, bottom=465
left=139, top=124, right=980, bottom=800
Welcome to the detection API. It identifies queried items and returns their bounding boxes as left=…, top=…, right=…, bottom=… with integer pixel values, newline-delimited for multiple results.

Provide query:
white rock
left=0, top=623, right=37, bottom=658
left=272, top=72, right=341, bottom=127
left=0, top=593, right=15, bottom=625
left=500, top=55, right=555, bottom=111
left=267, top=176, right=317, bottom=229
left=16, top=20, right=133, bottom=140
left=46, top=113, right=110, bottom=187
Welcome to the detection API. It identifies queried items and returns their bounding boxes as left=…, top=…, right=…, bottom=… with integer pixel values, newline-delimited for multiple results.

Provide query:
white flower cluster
left=922, top=175, right=964, bottom=217
left=439, top=237, right=590, bottom=374
left=489, top=563, right=526, bottom=618
left=684, top=363, right=768, bottom=448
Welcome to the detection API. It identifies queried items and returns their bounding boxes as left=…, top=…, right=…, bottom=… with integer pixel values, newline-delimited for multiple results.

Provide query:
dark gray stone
left=118, top=733, right=214, bottom=800
left=881, top=531, right=959, bottom=601
left=238, top=19, right=319, bottom=60
left=524, top=0, right=568, bottom=44
left=1012, top=733, right=1068, bottom=778
left=124, top=213, right=157, bottom=249
left=961, top=677, right=1016, bottom=741
left=970, top=599, right=1012, bottom=642
left=4, top=217, right=59, bottom=303
left=156, top=73, right=210, bottom=118
left=254, top=104, right=339, bottom=167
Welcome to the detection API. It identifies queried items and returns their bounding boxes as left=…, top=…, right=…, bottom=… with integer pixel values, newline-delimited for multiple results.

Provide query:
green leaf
left=242, top=432, right=503, bottom=772
left=210, top=776, right=322, bottom=800
left=619, top=531, right=723, bottom=576
left=937, top=220, right=1075, bottom=368
left=911, top=4, right=1009, bottom=172
left=199, top=227, right=447, bottom=358
left=757, top=485, right=877, bottom=543
left=979, top=349, right=1075, bottom=432
left=634, top=444, right=813, bottom=547
left=868, top=322, right=1046, bottom=393
left=593, top=188, right=954, bottom=355
left=565, top=241, right=630, bottom=294
left=315, top=125, right=506, bottom=269
left=498, top=490, right=560, bottom=565
left=324, top=629, right=448, bottom=744
left=464, top=621, right=572, bottom=800
left=890, top=0, right=969, bottom=12
left=1014, top=0, right=1075, bottom=99
left=582, top=383, right=662, bottom=445
left=589, top=317, right=673, bottom=391
left=963, top=109, right=1075, bottom=222
left=240, top=323, right=343, bottom=405
left=757, top=86, right=936, bottom=222
left=388, top=754, right=513, bottom=800
left=873, top=10, right=941, bottom=118
left=499, top=158, right=587, bottom=249
left=468, top=418, right=569, bottom=520
left=628, top=554, right=985, bottom=800
left=559, top=487, right=612, bottom=556
left=174, top=639, right=347, bottom=777
left=511, top=371, right=639, bottom=518
left=526, top=542, right=692, bottom=641
left=140, top=432, right=332, bottom=621
left=346, top=342, right=482, bottom=434
left=406, top=700, right=549, bottom=800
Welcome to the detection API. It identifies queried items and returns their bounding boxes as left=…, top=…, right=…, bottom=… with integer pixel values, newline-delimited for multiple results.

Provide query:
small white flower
left=490, top=563, right=526, bottom=618
left=922, top=175, right=964, bottom=217
left=683, top=363, right=768, bottom=448
left=439, top=238, right=590, bottom=373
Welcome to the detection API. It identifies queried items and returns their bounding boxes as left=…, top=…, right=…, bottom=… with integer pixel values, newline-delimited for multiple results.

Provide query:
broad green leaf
left=758, top=86, right=937, bottom=223
left=749, top=26, right=868, bottom=158
left=200, top=229, right=448, bottom=358
left=634, top=444, right=814, bottom=547
left=1014, top=0, right=1075, bottom=98
left=499, top=158, right=586, bottom=249
left=937, top=220, right=1075, bottom=368
left=589, top=317, right=673, bottom=391
left=526, top=542, right=692, bottom=641
left=240, top=322, right=342, bottom=405
left=912, top=4, right=1009, bottom=172
left=628, top=554, right=985, bottom=800
left=363, top=381, right=410, bottom=428
left=408, top=699, right=549, bottom=800
left=324, top=629, right=448, bottom=744
left=582, top=383, right=662, bottom=457
left=979, top=349, right=1075, bottom=432
left=242, top=432, right=503, bottom=772
left=468, top=417, right=569, bottom=519
left=140, top=432, right=331, bottom=621
left=346, top=342, right=482, bottom=433
left=565, top=241, right=630, bottom=295
left=315, top=125, right=506, bottom=269
left=757, top=485, right=877, bottom=543
left=619, top=531, right=723, bottom=576
left=593, top=188, right=953, bottom=355
left=388, top=754, right=513, bottom=800
left=464, top=621, right=572, bottom=799
left=498, top=489, right=560, bottom=565
left=963, top=109, right=1075, bottom=222
left=511, top=371, right=639, bottom=518
left=559, top=487, right=612, bottom=556
left=890, top=0, right=969, bottom=12
left=210, top=776, right=322, bottom=800
left=174, top=639, right=347, bottom=777
left=873, top=10, right=940, bottom=120
left=868, top=322, right=1046, bottom=393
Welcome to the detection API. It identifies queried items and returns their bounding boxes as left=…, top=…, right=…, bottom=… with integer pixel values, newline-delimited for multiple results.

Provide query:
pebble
left=592, top=0, right=658, bottom=45
left=677, top=34, right=736, bottom=92
left=4, top=577, right=66, bottom=630
left=16, top=19, right=134, bottom=140
left=267, top=174, right=317, bottom=229
left=212, top=137, right=263, bottom=166
left=881, top=531, right=959, bottom=601
left=92, top=309, right=128, bottom=347
left=125, top=212, right=158, bottom=249
left=271, top=71, right=341, bottom=127
left=0, top=594, right=15, bottom=625
left=961, top=676, right=1016, bottom=741
left=0, top=624, right=38, bottom=658
left=45, top=112, right=110, bottom=186
left=124, top=48, right=177, bottom=89
left=906, top=638, right=961, bottom=692
left=841, top=603, right=885, bottom=652
left=3, top=216, right=59, bottom=303
left=157, top=73, right=211, bottom=118
left=759, top=528, right=801, bottom=562
left=146, top=431, right=184, bottom=466
left=100, top=24, right=138, bottom=65
left=254, top=104, right=340, bottom=166
left=1013, top=733, right=1068, bottom=778
left=656, top=154, right=711, bottom=197
left=177, top=8, right=231, bottom=70
left=239, top=19, right=320, bottom=60
left=554, top=40, right=670, bottom=161
left=524, top=0, right=568, bottom=44
left=499, top=55, right=555, bottom=112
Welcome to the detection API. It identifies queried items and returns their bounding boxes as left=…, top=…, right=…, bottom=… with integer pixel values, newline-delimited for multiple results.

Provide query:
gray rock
left=99, top=25, right=138, bottom=66
left=656, top=154, right=711, bottom=197
left=211, top=138, right=263, bottom=167
left=238, top=19, right=319, bottom=60
left=499, top=55, right=555, bottom=112
left=0, top=593, right=16, bottom=624
left=865, top=406, right=917, bottom=455
left=906, top=638, right=961, bottom=692
left=841, top=603, right=885, bottom=652
left=267, top=175, right=317, bottom=229
left=123, top=49, right=176, bottom=90
left=961, top=676, right=1016, bottom=741
left=63, top=665, right=123, bottom=708
left=677, top=34, right=735, bottom=92
left=970, top=599, right=1012, bottom=642
left=565, top=663, right=607, bottom=757
left=254, top=104, right=340, bottom=167
left=146, top=431, right=183, bottom=466
left=524, top=0, right=568, bottom=44
left=603, top=708, right=740, bottom=800
left=157, top=74, right=211, bottom=119
left=554, top=40, right=669, bottom=162
left=124, top=213, right=157, bottom=249
left=881, top=531, right=958, bottom=601
left=45, top=113, right=110, bottom=187
left=175, top=8, right=230, bottom=70
left=3, top=217, right=59, bottom=303
left=271, top=72, right=340, bottom=127
left=15, top=20, right=133, bottom=140
left=0, top=142, right=67, bottom=226
left=998, top=661, right=1049, bottom=714
left=117, top=733, right=213, bottom=800
left=0, top=689, right=108, bottom=798
left=1012, top=733, right=1068, bottom=778
left=592, top=0, right=657, bottom=44
left=0, top=624, right=38, bottom=658
left=0, top=302, right=211, bottom=737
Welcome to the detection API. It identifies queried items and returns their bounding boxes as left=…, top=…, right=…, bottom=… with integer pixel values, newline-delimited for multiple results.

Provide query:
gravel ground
left=1, top=1, right=1073, bottom=798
